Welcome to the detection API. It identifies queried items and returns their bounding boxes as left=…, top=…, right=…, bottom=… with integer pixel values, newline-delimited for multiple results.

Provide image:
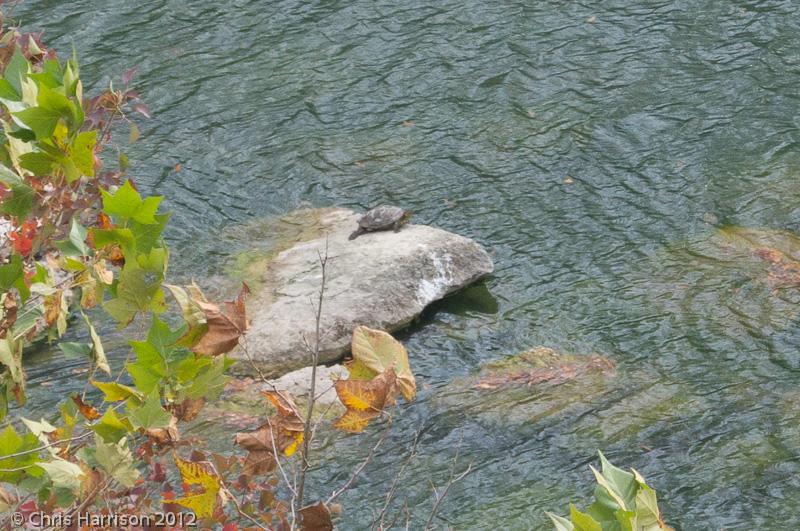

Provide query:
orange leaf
left=71, top=395, right=101, bottom=420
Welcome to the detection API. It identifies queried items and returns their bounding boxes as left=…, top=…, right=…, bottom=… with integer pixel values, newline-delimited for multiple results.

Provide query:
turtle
left=348, top=204, right=411, bottom=240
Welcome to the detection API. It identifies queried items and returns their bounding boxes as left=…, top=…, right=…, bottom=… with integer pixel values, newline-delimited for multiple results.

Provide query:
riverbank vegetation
left=0, top=16, right=423, bottom=530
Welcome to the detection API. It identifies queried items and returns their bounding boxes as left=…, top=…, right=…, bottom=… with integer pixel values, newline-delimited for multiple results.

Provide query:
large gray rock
left=231, top=208, right=493, bottom=377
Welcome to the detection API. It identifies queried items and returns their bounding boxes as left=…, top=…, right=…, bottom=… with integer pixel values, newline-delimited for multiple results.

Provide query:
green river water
left=12, top=1, right=800, bottom=529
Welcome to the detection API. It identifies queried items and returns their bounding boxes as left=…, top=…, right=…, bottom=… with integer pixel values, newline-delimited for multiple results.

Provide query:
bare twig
left=296, top=240, right=329, bottom=511
left=424, top=436, right=473, bottom=531
left=372, top=430, right=422, bottom=530
left=210, top=460, right=270, bottom=531
left=327, top=416, right=392, bottom=505
left=0, top=431, right=93, bottom=461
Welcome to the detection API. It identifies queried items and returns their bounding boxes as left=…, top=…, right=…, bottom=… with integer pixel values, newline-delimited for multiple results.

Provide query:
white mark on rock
left=416, top=252, right=454, bottom=304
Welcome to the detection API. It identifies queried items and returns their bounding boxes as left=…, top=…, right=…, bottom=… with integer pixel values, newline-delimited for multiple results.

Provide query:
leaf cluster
left=547, top=452, right=673, bottom=531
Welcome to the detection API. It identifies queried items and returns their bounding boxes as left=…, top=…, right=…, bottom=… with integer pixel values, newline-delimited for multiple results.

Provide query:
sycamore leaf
left=332, top=409, right=377, bottom=433
left=298, top=501, right=333, bottom=531
left=37, top=458, right=85, bottom=493
left=0, top=335, right=25, bottom=411
left=332, top=368, right=397, bottom=433
left=144, top=415, right=180, bottom=446
left=546, top=512, right=575, bottom=531
left=92, top=380, right=143, bottom=403
left=101, top=180, right=162, bottom=225
left=82, top=313, right=110, bottom=376
left=0, top=425, right=41, bottom=482
left=187, top=283, right=249, bottom=356
left=351, top=326, right=416, bottom=400
left=71, top=395, right=101, bottom=421
left=570, top=504, right=602, bottom=531
left=164, top=283, right=208, bottom=348
left=170, top=455, right=222, bottom=518
left=91, top=407, right=133, bottom=443
left=93, top=434, right=139, bottom=487
left=128, top=390, right=171, bottom=430
left=234, top=390, right=305, bottom=474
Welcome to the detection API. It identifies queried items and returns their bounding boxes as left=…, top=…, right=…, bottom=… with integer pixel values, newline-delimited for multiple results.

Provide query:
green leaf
left=13, top=106, right=61, bottom=140
left=126, top=361, right=163, bottom=395
left=91, top=407, right=133, bottom=443
left=104, top=255, right=166, bottom=325
left=546, top=512, right=575, bottom=531
left=101, top=180, right=162, bottom=224
left=129, top=213, right=170, bottom=254
left=598, top=451, right=638, bottom=511
left=58, top=342, right=92, bottom=359
left=570, top=504, right=602, bottom=531
left=71, top=130, right=96, bottom=177
left=184, top=356, right=227, bottom=400
left=92, top=380, right=143, bottom=403
left=128, top=389, right=171, bottom=429
left=19, top=151, right=57, bottom=175
left=130, top=339, right=167, bottom=375
left=56, top=219, right=90, bottom=257
left=90, top=227, right=135, bottom=256
left=0, top=253, right=24, bottom=292
left=93, top=434, right=139, bottom=487
left=0, top=165, right=34, bottom=218
left=3, top=47, right=29, bottom=97
left=0, top=425, right=40, bottom=482
left=0, top=78, right=20, bottom=100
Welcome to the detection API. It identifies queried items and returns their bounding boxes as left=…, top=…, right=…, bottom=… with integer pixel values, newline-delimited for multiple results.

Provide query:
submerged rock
left=430, top=346, right=617, bottom=426
left=473, top=346, right=615, bottom=390
left=231, top=207, right=494, bottom=377
left=207, top=365, right=350, bottom=429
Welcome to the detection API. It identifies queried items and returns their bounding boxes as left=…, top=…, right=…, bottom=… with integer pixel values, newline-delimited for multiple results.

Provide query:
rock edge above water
left=230, top=208, right=494, bottom=377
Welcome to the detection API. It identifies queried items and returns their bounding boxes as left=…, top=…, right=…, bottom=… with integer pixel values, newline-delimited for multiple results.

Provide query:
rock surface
left=231, top=208, right=494, bottom=377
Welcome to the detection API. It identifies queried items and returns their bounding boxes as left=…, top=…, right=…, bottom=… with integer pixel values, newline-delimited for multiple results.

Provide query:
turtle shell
left=358, top=204, right=407, bottom=230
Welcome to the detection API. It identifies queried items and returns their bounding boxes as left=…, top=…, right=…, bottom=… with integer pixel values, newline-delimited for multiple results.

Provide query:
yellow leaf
left=170, top=456, right=221, bottom=518
left=351, top=326, right=416, bottom=400
left=333, top=409, right=377, bottom=433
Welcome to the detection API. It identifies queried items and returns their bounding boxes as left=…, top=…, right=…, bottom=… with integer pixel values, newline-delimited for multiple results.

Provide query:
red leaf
left=121, top=66, right=138, bottom=86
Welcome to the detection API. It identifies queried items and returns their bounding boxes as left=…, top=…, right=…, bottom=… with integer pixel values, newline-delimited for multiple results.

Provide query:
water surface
left=13, top=1, right=800, bottom=529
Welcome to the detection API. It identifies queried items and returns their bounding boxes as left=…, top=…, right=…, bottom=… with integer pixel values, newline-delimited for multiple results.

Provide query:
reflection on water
left=13, top=1, right=800, bottom=528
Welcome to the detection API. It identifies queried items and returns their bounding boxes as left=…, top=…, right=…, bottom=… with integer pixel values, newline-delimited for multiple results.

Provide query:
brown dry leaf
left=145, top=416, right=180, bottom=446
left=0, top=293, right=17, bottom=339
left=93, top=260, right=114, bottom=284
left=43, top=290, right=63, bottom=327
left=262, top=390, right=304, bottom=430
left=71, top=395, right=101, bottom=421
left=299, top=501, right=333, bottom=531
left=234, top=390, right=305, bottom=475
left=79, top=461, right=104, bottom=499
left=191, top=283, right=250, bottom=356
left=170, top=397, right=206, bottom=421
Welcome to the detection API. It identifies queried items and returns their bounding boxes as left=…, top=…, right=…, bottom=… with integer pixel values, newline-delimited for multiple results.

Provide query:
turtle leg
left=393, top=221, right=402, bottom=232
left=348, top=228, right=365, bottom=241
